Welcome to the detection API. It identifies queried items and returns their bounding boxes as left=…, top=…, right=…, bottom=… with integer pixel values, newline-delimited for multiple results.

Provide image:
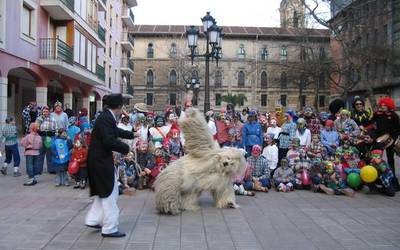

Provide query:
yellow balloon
left=360, top=165, right=378, bottom=183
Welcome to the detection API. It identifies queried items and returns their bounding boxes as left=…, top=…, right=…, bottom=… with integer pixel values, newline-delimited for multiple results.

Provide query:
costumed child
left=307, top=134, right=326, bottom=160
left=20, top=123, right=42, bottom=186
left=273, top=158, right=295, bottom=192
left=50, top=128, right=73, bottom=187
left=244, top=145, right=270, bottom=192
left=320, top=120, right=340, bottom=155
left=303, top=107, right=322, bottom=137
left=319, top=161, right=355, bottom=196
left=334, top=140, right=360, bottom=177
left=167, top=125, right=183, bottom=160
left=67, top=117, right=80, bottom=143
left=293, top=148, right=312, bottom=189
left=70, top=138, right=88, bottom=189
left=149, top=116, right=168, bottom=147
left=150, top=141, right=171, bottom=187
left=367, top=149, right=396, bottom=196
left=262, top=133, right=278, bottom=178
left=286, top=138, right=301, bottom=168
left=135, top=139, right=156, bottom=189
left=117, top=152, right=136, bottom=196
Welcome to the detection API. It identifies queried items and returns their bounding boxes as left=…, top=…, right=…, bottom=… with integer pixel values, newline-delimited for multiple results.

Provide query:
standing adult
left=242, top=110, right=263, bottom=156
left=36, top=106, right=58, bottom=174
left=277, top=113, right=297, bottom=164
left=351, top=96, right=374, bottom=158
left=372, top=97, right=400, bottom=190
left=51, top=101, right=69, bottom=130
left=22, top=102, right=39, bottom=134
left=85, top=93, right=134, bottom=238
left=0, top=117, right=21, bottom=176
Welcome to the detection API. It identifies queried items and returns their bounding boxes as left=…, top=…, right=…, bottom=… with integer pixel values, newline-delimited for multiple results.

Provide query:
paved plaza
left=1, top=155, right=400, bottom=250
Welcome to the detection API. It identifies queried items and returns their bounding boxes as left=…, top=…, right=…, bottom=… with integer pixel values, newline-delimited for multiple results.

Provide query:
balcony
left=120, top=58, right=134, bottom=74
left=40, top=0, right=74, bottom=20
left=96, top=64, right=105, bottom=81
left=121, top=7, right=134, bottom=27
left=98, top=0, right=106, bottom=11
left=121, top=32, right=134, bottom=51
left=98, top=24, right=106, bottom=43
left=39, top=38, right=104, bottom=86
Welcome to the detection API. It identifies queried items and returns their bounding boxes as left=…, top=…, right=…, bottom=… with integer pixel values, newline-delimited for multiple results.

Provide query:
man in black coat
left=85, top=93, right=133, bottom=238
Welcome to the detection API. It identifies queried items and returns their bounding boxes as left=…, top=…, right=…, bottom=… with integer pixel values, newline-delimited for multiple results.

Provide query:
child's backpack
left=52, top=138, right=71, bottom=164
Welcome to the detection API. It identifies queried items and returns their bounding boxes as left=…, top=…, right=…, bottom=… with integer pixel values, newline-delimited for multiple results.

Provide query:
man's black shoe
left=86, top=224, right=102, bottom=229
left=101, top=231, right=126, bottom=238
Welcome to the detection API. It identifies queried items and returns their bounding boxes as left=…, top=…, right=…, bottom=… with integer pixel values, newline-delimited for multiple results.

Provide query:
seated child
left=70, top=138, right=88, bottom=189
left=317, top=161, right=355, bottom=196
left=117, top=152, right=136, bottom=196
left=293, top=148, right=312, bottom=189
left=135, top=139, right=156, bottom=189
left=51, top=128, right=73, bottom=187
left=307, top=134, right=326, bottom=160
left=244, top=145, right=270, bottom=192
left=320, top=120, right=340, bottom=155
left=273, top=158, right=295, bottom=192
left=262, top=134, right=278, bottom=178
left=367, top=149, right=396, bottom=196
left=286, top=138, right=301, bottom=168
left=167, top=128, right=183, bottom=160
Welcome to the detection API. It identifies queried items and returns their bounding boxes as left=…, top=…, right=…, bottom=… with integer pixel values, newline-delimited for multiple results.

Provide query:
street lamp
left=186, top=11, right=223, bottom=112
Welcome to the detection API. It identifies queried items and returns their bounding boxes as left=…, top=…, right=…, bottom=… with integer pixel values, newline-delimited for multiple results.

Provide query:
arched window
left=280, top=72, right=287, bottom=89
left=147, top=43, right=154, bottom=58
left=238, top=71, right=245, bottom=87
left=237, top=44, right=246, bottom=58
left=146, top=70, right=154, bottom=87
left=170, top=43, right=177, bottom=58
left=169, top=70, right=177, bottom=85
left=261, top=71, right=268, bottom=88
left=214, top=70, right=222, bottom=88
left=261, top=47, right=268, bottom=61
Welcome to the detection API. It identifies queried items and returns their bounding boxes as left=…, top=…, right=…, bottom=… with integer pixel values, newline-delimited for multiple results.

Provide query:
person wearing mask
left=85, top=94, right=134, bottom=238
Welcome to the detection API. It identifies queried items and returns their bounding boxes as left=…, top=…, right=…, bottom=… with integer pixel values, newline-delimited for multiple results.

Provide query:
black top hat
left=106, top=94, right=123, bottom=108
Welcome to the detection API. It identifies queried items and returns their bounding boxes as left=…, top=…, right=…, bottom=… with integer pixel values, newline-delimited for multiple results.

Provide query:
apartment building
left=0, top=0, right=136, bottom=126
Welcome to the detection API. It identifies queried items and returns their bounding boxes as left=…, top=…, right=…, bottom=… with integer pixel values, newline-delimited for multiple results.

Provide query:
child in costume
left=335, top=141, right=360, bottom=176
left=286, top=138, right=301, bottom=168
left=244, top=145, right=270, bottom=192
left=262, top=134, right=278, bottom=178
left=367, top=149, right=396, bottom=196
left=167, top=127, right=183, bottom=160
left=135, top=139, right=156, bottom=189
left=70, top=138, right=88, bottom=189
left=293, top=148, right=312, bottom=189
left=307, top=134, right=326, bottom=160
left=319, top=161, right=355, bottom=196
left=273, top=158, right=295, bottom=192
left=320, top=120, right=340, bottom=155
left=117, top=152, right=137, bottom=195
left=50, top=128, right=73, bottom=186
left=20, top=123, right=42, bottom=186
left=151, top=141, right=171, bottom=186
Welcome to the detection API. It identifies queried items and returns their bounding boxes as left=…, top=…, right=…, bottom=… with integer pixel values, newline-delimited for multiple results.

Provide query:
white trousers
left=85, top=173, right=119, bottom=234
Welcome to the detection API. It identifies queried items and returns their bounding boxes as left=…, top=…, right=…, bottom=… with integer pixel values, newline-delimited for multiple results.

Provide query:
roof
left=132, top=25, right=330, bottom=39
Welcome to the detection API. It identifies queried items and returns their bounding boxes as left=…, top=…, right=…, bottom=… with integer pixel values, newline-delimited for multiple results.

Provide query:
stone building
left=329, top=0, right=400, bottom=107
left=280, top=0, right=306, bottom=28
left=130, top=24, right=330, bottom=113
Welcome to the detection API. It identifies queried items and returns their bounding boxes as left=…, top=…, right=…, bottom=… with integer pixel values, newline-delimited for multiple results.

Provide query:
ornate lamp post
left=186, top=12, right=223, bottom=112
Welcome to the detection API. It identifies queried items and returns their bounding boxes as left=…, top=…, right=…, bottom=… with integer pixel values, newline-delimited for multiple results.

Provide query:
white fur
left=154, top=108, right=245, bottom=215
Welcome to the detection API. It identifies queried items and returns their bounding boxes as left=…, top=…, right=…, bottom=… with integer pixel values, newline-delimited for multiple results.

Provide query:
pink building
left=0, top=0, right=136, bottom=128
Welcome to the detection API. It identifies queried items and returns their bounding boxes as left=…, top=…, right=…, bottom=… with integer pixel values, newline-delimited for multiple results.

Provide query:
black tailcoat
left=87, top=109, right=133, bottom=198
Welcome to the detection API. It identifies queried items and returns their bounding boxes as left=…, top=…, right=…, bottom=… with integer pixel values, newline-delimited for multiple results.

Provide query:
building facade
left=280, top=0, right=306, bottom=28
left=329, top=0, right=400, bottom=107
left=130, top=25, right=330, bottom=113
left=0, top=0, right=136, bottom=127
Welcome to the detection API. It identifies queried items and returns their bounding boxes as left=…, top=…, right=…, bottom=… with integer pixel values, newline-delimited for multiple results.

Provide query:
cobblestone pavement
left=0, top=152, right=400, bottom=250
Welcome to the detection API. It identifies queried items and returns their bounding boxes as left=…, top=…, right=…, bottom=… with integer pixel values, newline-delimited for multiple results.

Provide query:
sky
left=134, top=0, right=283, bottom=27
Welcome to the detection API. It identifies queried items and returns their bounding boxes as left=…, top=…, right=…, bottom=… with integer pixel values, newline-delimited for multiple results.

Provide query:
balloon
left=301, top=170, right=311, bottom=186
left=43, top=136, right=52, bottom=149
left=360, top=165, right=378, bottom=183
left=346, top=173, right=361, bottom=188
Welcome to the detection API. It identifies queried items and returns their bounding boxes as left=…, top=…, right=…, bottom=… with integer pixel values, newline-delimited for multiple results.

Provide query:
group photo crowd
left=1, top=94, right=399, bottom=199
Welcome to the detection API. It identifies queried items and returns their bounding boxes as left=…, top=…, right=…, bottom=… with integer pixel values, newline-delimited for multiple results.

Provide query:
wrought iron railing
left=39, top=38, right=73, bottom=64
left=121, top=58, right=134, bottom=71
left=122, top=32, right=134, bottom=46
left=96, top=64, right=105, bottom=81
left=98, top=24, right=106, bottom=43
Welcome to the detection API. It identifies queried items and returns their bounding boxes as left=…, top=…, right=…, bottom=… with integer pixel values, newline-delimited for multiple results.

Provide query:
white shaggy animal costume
left=154, top=108, right=246, bottom=215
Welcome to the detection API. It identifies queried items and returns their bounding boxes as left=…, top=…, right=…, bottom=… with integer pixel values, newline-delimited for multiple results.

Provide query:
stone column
left=36, top=86, right=48, bottom=107
left=0, top=77, right=8, bottom=123
left=63, top=92, right=73, bottom=110
left=82, top=96, right=90, bottom=111
left=96, top=99, right=102, bottom=113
